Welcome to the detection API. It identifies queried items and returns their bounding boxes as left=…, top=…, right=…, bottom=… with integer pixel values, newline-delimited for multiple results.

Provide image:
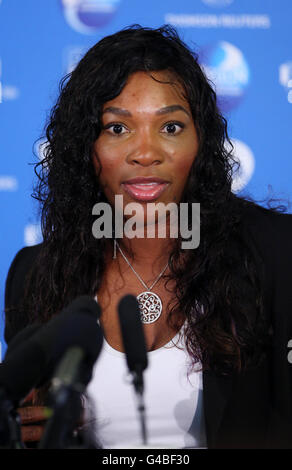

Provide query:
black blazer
left=4, top=203, right=292, bottom=448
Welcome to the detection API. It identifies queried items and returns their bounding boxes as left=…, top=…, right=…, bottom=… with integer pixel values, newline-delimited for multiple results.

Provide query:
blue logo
left=24, top=224, right=43, bottom=246
left=63, top=46, right=89, bottom=73
left=202, top=0, right=233, bottom=6
left=226, top=139, right=255, bottom=192
left=0, top=176, right=18, bottom=191
left=60, top=0, right=121, bottom=34
left=279, top=62, right=292, bottom=104
left=200, top=41, right=250, bottom=112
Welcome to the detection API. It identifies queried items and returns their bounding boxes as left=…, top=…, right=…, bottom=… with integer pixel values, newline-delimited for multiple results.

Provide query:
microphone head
left=0, top=324, right=46, bottom=403
left=37, top=296, right=104, bottom=387
left=0, top=296, right=104, bottom=403
left=52, top=308, right=104, bottom=366
left=0, top=340, right=47, bottom=404
left=4, top=323, right=42, bottom=360
left=61, top=296, right=102, bottom=321
left=118, top=294, right=148, bottom=373
left=33, top=295, right=102, bottom=354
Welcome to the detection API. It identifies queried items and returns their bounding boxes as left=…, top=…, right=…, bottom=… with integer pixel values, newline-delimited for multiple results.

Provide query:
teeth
left=133, top=182, right=159, bottom=185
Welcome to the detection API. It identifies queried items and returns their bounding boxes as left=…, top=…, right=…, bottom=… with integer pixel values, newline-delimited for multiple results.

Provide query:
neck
left=117, top=236, right=175, bottom=265
left=116, top=213, right=178, bottom=264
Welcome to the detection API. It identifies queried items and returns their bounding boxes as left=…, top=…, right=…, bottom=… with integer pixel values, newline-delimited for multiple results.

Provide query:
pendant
left=137, top=291, right=162, bottom=324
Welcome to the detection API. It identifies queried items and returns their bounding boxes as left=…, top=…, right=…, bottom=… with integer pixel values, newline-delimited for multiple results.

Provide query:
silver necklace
left=114, top=239, right=168, bottom=324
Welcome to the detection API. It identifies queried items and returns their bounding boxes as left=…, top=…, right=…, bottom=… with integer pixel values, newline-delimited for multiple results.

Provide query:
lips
left=121, top=177, right=169, bottom=202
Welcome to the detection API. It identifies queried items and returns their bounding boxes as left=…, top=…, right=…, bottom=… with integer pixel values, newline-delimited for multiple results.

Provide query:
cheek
left=181, top=136, right=199, bottom=174
left=171, top=128, right=199, bottom=170
left=173, top=149, right=197, bottom=182
left=177, top=154, right=195, bottom=172
left=169, top=145, right=198, bottom=197
left=92, top=141, right=121, bottom=185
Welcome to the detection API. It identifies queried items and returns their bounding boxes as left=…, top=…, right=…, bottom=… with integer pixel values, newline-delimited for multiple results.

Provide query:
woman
left=4, top=25, right=292, bottom=449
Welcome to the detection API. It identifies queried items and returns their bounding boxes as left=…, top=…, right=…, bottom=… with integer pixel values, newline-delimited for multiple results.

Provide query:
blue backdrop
left=1, top=0, right=291, bottom=360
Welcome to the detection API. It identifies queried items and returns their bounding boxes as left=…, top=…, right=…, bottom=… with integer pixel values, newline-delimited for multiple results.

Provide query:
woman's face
left=92, top=70, right=199, bottom=212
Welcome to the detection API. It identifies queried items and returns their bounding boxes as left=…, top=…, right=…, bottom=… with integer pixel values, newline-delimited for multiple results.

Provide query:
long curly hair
left=16, top=25, right=274, bottom=375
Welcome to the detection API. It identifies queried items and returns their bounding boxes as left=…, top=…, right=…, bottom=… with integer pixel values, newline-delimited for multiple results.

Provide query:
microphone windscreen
left=4, top=323, right=42, bottom=360
left=118, top=294, right=148, bottom=373
left=61, top=296, right=102, bottom=320
left=33, top=296, right=102, bottom=355
left=35, top=297, right=103, bottom=386
left=52, top=311, right=104, bottom=367
left=0, top=296, right=103, bottom=403
left=0, top=340, right=47, bottom=404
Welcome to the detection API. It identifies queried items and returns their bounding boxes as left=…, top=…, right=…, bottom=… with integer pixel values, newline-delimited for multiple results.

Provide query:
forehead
left=102, top=70, right=190, bottom=111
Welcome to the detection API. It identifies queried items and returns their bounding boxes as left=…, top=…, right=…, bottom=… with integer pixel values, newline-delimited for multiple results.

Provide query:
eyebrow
left=156, top=105, right=191, bottom=117
left=102, top=104, right=191, bottom=118
left=103, top=106, right=132, bottom=117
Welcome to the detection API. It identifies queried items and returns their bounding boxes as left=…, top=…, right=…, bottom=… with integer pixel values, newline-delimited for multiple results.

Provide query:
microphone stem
left=132, top=372, right=147, bottom=446
left=39, top=384, right=82, bottom=449
left=136, top=391, right=147, bottom=445
left=0, top=388, right=24, bottom=449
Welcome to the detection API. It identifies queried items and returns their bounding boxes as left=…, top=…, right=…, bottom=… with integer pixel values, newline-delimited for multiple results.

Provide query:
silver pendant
left=137, top=291, right=162, bottom=324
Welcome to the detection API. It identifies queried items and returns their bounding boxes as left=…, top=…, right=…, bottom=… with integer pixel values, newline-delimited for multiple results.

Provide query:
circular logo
left=226, top=138, right=255, bottom=192
left=60, top=0, right=121, bottom=34
left=24, top=224, right=43, bottom=246
left=202, top=0, right=234, bottom=6
left=200, top=41, right=250, bottom=112
left=34, top=138, right=49, bottom=161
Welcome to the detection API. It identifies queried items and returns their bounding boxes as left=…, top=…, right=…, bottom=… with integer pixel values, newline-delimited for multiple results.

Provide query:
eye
left=161, top=122, right=185, bottom=135
left=104, top=123, right=128, bottom=135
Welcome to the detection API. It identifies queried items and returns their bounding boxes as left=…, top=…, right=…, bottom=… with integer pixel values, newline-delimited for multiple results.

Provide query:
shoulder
left=7, top=243, right=43, bottom=274
left=237, top=198, right=292, bottom=305
left=4, top=243, right=43, bottom=343
left=236, top=199, right=292, bottom=335
left=238, top=199, right=292, bottom=254
left=5, top=243, right=43, bottom=305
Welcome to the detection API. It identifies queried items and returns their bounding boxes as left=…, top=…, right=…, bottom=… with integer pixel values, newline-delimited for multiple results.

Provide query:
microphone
left=0, top=330, right=49, bottom=406
left=38, top=297, right=104, bottom=449
left=0, top=296, right=101, bottom=405
left=0, top=296, right=103, bottom=448
left=0, top=324, right=47, bottom=448
left=118, top=294, right=148, bottom=445
left=4, top=323, right=42, bottom=360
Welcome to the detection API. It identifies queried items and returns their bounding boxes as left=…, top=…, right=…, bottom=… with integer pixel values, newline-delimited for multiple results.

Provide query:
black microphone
left=0, top=296, right=103, bottom=449
left=118, top=294, right=148, bottom=445
left=0, top=330, right=49, bottom=406
left=4, top=323, right=42, bottom=360
left=0, top=324, right=48, bottom=449
left=0, top=296, right=102, bottom=405
left=39, top=303, right=104, bottom=448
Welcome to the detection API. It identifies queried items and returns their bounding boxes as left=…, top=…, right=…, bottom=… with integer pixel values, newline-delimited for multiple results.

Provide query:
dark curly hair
left=14, top=25, right=276, bottom=376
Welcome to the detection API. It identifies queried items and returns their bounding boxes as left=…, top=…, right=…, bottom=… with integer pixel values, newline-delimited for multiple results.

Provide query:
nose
left=126, top=132, right=165, bottom=167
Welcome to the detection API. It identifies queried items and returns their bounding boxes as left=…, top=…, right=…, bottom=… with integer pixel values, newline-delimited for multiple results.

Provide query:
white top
left=84, top=324, right=207, bottom=449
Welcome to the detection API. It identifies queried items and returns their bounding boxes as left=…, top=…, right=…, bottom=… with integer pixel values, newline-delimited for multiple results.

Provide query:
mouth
left=121, top=177, right=170, bottom=202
